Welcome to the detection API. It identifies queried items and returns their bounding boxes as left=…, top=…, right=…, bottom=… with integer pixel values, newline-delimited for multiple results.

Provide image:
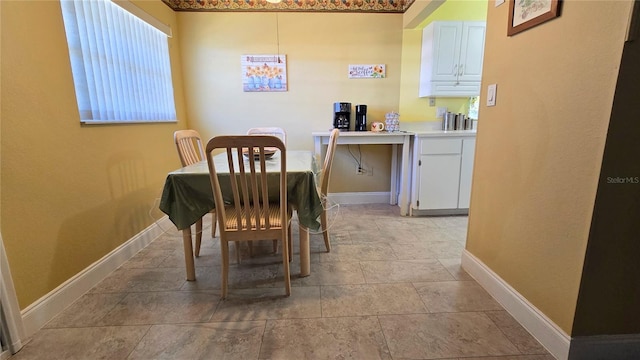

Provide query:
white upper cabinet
left=419, top=21, right=486, bottom=97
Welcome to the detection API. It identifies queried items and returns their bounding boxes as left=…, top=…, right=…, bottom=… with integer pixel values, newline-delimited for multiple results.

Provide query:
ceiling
left=162, top=0, right=416, bottom=13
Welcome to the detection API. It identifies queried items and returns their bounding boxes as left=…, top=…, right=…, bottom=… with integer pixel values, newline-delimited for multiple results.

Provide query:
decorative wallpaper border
left=162, top=0, right=416, bottom=13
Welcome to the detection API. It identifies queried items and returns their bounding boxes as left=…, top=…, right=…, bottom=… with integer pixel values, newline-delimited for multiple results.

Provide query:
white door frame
left=1, top=232, right=25, bottom=356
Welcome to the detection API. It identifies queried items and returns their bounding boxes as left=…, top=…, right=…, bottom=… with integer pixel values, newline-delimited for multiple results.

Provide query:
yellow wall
left=399, top=0, right=487, bottom=123
left=177, top=12, right=403, bottom=192
left=0, top=0, right=187, bottom=308
left=466, top=0, right=633, bottom=333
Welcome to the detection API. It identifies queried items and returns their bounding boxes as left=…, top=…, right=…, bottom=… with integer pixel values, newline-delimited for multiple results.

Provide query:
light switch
left=429, top=97, right=436, bottom=107
left=495, top=0, right=505, bottom=7
left=486, top=84, right=497, bottom=107
left=436, top=107, right=447, bottom=118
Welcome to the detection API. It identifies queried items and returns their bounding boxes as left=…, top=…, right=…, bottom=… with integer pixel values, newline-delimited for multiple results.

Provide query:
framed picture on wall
left=508, top=0, right=561, bottom=36
left=241, top=54, right=287, bottom=92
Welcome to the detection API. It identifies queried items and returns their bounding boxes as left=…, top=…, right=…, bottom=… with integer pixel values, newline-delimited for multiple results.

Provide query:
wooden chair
left=318, top=129, right=340, bottom=252
left=173, top=130, right=216, bottom=257
left=247, top=127, right=287, bottom=146
left=205, top=135, right=291, bottom=299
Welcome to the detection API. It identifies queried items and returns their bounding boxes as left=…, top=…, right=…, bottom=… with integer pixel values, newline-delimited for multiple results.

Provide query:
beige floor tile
left=350, top=227, right=420, bottom=243
left=321, top=283, right=427, bottom=317
left=414, top=280, right=504, bottom=313
left=259, top=316, right=392, bottom=360
left=379, top=312, right=520, bottom=359
left=10, top=326, right=149, bottom=360
left=18, top=206, right=553, bottom=359
left=120, top=248, right=176, bottom=269
left=90, top=267, right=187, bottom=293
left=390, top=240, right=465, bottom=260
left=211, top=286, right=322, bottom=321
left=128, top=322, right=265, bottom=360
left=438, top=257, right=474, bottom=280
left=319, top=243, right=398, bottom=262
left=411, top=227, right=460, bottom=242
left=98, top=290, right=218, bottom=325
left=292, top=261, right=366, bottom=286
left=44, top=293, right=127, bottom=328
left=486, top=310, right=551, bottom=355
left=360, top=259, right=455, bottom=283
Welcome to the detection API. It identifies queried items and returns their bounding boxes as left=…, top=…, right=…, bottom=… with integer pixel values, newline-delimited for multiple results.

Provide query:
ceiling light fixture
left=266, top=0, right=282, bottom=3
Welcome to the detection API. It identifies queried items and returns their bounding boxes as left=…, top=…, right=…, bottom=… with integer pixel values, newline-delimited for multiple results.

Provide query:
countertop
left=400, top=121, right=477, bottom=137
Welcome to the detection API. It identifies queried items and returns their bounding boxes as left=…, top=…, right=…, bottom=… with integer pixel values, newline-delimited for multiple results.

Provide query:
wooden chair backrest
left=174, top=129, right=205, bottom=166
left=319, top=129, right=340, bottom=197
left=205, top=135, right=287, bottom=239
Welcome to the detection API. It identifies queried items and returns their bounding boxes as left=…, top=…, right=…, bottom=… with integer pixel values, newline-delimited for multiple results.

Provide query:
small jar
left=385, top=112, right=400, bottom=132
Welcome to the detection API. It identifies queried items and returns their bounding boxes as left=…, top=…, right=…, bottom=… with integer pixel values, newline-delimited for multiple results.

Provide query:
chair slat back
left=174, top=129, right=205, bottom=166
left=206, top=135, right=287, bottom=235
left=320, top=129, right=340, bottom=196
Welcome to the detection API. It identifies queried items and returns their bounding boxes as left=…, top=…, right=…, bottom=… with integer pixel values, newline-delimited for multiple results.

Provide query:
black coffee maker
left=333, top=102, right=351, bottom=131
left=355, top=105, right=367, bottom=131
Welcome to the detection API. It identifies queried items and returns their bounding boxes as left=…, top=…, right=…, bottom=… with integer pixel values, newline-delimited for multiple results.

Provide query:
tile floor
left=11, top=204, right=555, bottom=360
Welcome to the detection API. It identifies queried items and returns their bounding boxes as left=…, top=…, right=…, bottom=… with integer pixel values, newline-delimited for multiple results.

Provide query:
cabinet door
left=418, top=154, right=461, bottom=210
left=431, top=22, right=463, bottom=82
left=458, top=138, right=476, bottom=209
left=459, top=22, right=486, bottom=82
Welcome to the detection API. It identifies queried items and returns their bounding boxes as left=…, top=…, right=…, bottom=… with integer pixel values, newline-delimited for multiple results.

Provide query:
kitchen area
left=314, top=16, right=486, bottom=217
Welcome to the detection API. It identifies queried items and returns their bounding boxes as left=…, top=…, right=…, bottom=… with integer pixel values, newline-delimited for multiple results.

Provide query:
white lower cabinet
left=411, top=134, right=476, bottom=214
left=457, top=138, right=476, bottom=209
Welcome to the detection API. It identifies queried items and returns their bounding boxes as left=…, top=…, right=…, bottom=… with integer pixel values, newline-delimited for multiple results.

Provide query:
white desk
left=312, top=131, right=413, bottom=216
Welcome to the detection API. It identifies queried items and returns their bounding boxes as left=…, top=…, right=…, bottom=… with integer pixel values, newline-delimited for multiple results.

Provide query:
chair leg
left=281, top=234, right=291, bottom=297
left=195, top=218, right=203, bottom=257
left=288, top=224, right=293, bottom=262
left=221, top=240, right=230, bottom=299
left=211, top=211, right=217, bottom=237
left=321, top=210, right=331, bottom=252
left=235, top=241, right=241, bottom=264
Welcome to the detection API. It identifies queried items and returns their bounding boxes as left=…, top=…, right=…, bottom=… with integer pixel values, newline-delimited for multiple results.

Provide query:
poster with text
left=242, top=54, right=287, bottom=92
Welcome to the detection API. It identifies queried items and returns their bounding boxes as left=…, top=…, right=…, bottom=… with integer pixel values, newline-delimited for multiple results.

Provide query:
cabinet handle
left=459, top=64, right=464, bottom=76
left=453, top=64, right=459, bottom=85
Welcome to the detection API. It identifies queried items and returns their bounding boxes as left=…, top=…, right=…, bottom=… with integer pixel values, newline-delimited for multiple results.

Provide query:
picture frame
left=241, top=54, right=287, bottom=92
left=508, top=0, right=561, bottom=36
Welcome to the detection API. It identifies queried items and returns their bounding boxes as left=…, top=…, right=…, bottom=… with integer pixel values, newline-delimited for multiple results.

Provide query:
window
left=60, top=0, right=176, bottom=124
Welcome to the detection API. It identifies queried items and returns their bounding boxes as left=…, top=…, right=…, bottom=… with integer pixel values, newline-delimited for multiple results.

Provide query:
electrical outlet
left=429, top=97, right=436, bottom=107
left=436, top=107, right=447, bottom=119
left=356, top=165, right=364, bottom=175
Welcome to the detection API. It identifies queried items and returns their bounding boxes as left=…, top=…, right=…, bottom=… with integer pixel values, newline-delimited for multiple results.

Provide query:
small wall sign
left=348, top=64, right=385, bottom=79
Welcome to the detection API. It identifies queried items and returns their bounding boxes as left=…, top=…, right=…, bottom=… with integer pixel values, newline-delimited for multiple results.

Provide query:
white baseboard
left=461, top=250, right=571, bottom=360
left=327, top=191, right=391, bottom=205
left=20, top=216, right=174, bottom=338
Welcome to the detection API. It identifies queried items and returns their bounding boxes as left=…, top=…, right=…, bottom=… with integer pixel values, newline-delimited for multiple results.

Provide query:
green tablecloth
left=159, top=150, right=323, bottom=231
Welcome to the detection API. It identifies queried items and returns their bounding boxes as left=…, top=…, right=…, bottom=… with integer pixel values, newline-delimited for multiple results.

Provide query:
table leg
left=299, top=224, right=310, bottom=277
left=182, top=227, right=196, bottom=281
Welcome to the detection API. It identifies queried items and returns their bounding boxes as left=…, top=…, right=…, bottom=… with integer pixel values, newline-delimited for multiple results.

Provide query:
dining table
left=159, top=150, right=323, bottom=281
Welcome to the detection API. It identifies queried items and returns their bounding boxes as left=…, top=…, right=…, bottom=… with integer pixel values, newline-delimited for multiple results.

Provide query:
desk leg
left=390, top=144, right=399, bottom=205
left=299, top=224, right=310, bottom=277
left=182, top=227, right=196, bottom=281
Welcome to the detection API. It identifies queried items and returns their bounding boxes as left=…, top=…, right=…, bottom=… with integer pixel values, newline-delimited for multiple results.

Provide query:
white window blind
left=60, top=0, right=176, bottom=124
